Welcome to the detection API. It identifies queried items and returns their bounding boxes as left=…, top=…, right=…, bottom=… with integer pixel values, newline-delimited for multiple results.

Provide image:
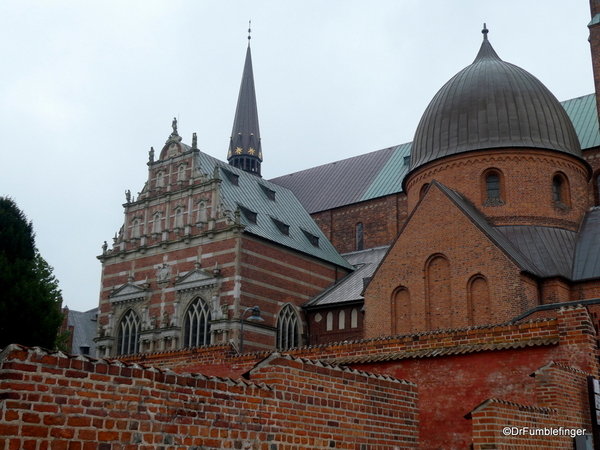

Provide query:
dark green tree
left=0, top=197, right=63, bottom=349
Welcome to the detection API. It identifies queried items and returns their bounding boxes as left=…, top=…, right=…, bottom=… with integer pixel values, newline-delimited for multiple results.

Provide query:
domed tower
left=404, top=26, right=591, bottom=231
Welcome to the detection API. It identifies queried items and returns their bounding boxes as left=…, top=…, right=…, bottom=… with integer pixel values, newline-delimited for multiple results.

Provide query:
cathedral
left=83, top=0, right=600, bottom=447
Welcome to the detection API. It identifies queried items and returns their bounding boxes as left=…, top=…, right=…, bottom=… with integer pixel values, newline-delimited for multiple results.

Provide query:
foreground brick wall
left=0, top=344, right=418, bottom=450
left=469, top=363, right=593, bottom=450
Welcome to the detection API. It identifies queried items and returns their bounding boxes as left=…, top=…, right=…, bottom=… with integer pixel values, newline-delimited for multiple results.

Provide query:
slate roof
left=572, top=207, right=600, bottom=280
left=67, top=307, right=98, bottom=355
left=304, top=246, right=389, bottom=308
left=272, top=95, right=598, bottom=214
left=410, top=32, right=582, bottom=172
left=196, top=150, right=353, bottom=270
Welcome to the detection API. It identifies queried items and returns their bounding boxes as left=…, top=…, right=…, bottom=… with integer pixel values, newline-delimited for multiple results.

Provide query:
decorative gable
left=109, top=281, right=150, bottom=305
left=174, top=267, right=218, bottom=292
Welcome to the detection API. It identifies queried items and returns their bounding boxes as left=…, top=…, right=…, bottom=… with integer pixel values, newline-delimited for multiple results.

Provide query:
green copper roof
left=561, top=94, right=600, bottom=150
left=360, top=143, right=411, bottom=201
left=198, top=150, right=352, bottom=270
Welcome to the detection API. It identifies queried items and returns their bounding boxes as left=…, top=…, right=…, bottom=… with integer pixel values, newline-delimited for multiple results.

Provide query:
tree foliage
left=0, top=197, right=63, bottom=349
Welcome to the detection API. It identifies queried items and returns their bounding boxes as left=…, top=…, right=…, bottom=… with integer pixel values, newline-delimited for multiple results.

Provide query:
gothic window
left=356, top=222, right=364, bottom=251
left=338, top=310, right=346, bottom=330
left=117, top=310, right=140, bottom=355
left=351, top=308, right=358, bottom=328
left=183, top=297, right=211, bottom=348
left=326, top=311, right=333, bottom=331
left=276, top=304, right=301, bottom=350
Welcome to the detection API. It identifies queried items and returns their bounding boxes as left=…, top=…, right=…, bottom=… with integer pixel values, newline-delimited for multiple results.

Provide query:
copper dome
left=409, top=29, right=582, bottom=172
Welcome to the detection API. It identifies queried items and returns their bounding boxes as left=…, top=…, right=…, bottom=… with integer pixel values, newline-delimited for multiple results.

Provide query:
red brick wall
left=469, top=364, right=592, bottom=449
left=311, top=193, right=408, bottom=254
left=0, top=344, right=418, bottom=450
left=404, top=149, right=590, bottom=231
left=364, top=182, right=536, bottom=338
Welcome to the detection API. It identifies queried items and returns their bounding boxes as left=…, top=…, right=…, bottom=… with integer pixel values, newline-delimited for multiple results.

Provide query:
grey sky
left=0, top=1, right=594, bottom=311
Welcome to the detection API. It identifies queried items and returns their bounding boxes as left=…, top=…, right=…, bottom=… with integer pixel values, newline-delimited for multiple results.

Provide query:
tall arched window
left=467, top=275, right=491, bottom=326
left=131, top=218, right=141, bottom=239
left=338, top=310, right=346, bottom=330
left=326, top=311, right=333, bottom=331
left=276, top=304, right=301, bottom=350
left=183, top=297, right=211, bottom=348
left=174, top=208, right=184, bottom=229
left=351, top=308, right=358, bottom=328
left=356, top=223, right=364, bottom=251
left=393, top=287, right=411, bottom=334
left=117, top=310, right=140, bottom=355
left=486, top=174, right=500, bottom=198
left=552, top=173, right=570, bottom=207
left=152, top=212, right=162, bottom=234
left=425, top=254, right=452, bottom=331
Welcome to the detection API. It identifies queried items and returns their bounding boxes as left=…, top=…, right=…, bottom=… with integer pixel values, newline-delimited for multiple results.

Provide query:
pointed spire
left=473, top=23, right=501, bottom=64
left=227, top=24, right=263, bottom=177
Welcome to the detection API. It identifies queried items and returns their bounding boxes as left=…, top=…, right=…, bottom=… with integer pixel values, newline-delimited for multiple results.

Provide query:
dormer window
left=259, top=184, right=276, bottom=201
left=272, top=218, right=290, bottom=236
left=223, top=168, right=239, bottom=186
left=239, top=205, right=257, bottom=224
left=302, top=229, right=319, bottom=247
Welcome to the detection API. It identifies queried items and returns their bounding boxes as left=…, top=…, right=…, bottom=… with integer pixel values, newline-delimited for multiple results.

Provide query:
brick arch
left=467, top=274, right=491, bottom=326
left=392, top=286, right=411, bottom=335
left=425, top=254, right=452, bottom=331
left=552, top=171, right=571, bottom=208
left=481, top=167, right=505, bottom=206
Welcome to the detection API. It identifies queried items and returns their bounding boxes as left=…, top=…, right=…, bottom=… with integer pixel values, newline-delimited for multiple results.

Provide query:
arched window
left=420, top=183, right=430, bottom=199
left=393, top=287, right=411, bottom=334
left=174, top=208, right=184, bottom=229
left=183, top=297, right=211, bottom=348
left=425, top=254, right=452, bottom=331
left=156, top=170, right=164, bottom=188
left=131, top=218, right=141, bottom=239
left=467, top=275, right=491, bottom=326
left=177, top=165, right=186, bottom=181
left=482, top=169, right=504, bottom=205
left=356, top=222, right=364, bottom=251
left=326, top=311, right=333, bottom=331
left=351, top=308, right=358, bottom=328
left=486, top=174, right=500, bottom=198
left=117, top=310, right=140, bottom=355
left=276, top=304, right=301, bottom=350
left=552, top=173, right=570, bottom=207
left=152, top=212, right=162, bottom=234
left=338, top=310, right=346, bottom=330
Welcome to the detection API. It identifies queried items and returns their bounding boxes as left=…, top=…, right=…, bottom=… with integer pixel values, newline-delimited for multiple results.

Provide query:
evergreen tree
left=0, top=197, right=63, bottom=349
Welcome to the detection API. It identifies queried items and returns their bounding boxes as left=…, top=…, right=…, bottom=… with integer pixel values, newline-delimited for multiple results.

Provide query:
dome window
left=482, top=169, right=505, bottom=206
left=552, top=173, right=571, bottom=208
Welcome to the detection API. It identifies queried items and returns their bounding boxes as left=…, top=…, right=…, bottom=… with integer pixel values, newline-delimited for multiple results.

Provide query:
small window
left=356, top=223, right=364, bottom=251
left=271, top=217, right=290, bottom=236
left=420, top=183, right=429, bottom=199
left=259, top=184, right=276, bottom=201
left=486, top=174, right=500, bottom=198
left=302, top=229, right=319, bottom=247
left=239, top=205, right=257, bottom=224
left=351, top=308, right=358, bottom=328
left=338, top=310, right=345, bottom=330
left=326, top=311, right=333, bottom=331
left=482, top=169, right=505, bottom=206
left=552, top=173, right=570, bottom=207
left=223, top=168, right=239, bottom=186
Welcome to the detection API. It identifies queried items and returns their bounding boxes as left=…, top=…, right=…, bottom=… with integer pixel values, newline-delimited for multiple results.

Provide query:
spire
left=473, top=24, right=500, bottom=64
left=227, top=23, right=263, bottom=177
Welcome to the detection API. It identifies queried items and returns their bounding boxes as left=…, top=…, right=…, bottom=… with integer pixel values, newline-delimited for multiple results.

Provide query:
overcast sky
left=0, top=1, right=594, bottom=312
